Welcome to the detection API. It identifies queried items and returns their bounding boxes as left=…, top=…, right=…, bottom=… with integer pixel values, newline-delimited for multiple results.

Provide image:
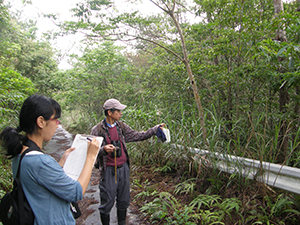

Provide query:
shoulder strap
left=118, top=121, right=125, bottom=135
left=16, top=139, right=43, bottom=178
left=17, top=138, right=42, bottom=225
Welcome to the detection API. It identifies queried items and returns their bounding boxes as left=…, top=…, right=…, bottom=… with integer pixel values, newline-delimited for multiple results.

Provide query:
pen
left=86, top=137, right=92, bottom=141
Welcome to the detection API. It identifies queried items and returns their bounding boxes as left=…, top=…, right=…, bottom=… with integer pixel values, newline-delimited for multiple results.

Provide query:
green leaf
left=277, top=45, right=288, bottom=56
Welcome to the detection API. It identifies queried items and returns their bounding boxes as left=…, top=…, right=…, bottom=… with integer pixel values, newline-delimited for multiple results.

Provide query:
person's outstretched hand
left=158, top=123, right=165, bottom=129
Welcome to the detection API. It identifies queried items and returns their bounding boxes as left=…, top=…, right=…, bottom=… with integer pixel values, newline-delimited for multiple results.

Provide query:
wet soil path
left=44, top=125, right=143, bottom=225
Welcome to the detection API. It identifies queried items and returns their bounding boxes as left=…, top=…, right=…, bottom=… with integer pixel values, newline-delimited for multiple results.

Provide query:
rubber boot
left=117, top=209, right=127, bottom=225
left=100, top=213, right=110, bottom=225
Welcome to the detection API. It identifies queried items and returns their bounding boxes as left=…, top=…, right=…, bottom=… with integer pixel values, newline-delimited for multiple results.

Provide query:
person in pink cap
left=90, top=98, right=165, bottom=225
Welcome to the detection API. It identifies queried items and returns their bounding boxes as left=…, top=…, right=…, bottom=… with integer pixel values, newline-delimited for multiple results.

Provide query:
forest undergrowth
left=129, top=162, right=300, bottom=225
left=125, top=136, right=300, bottom=225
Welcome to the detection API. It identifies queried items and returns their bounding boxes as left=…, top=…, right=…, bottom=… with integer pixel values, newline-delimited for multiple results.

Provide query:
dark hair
left=50, top=98, right=61, bottom=119
left=0, top=94, right=61, bottom=158
left=104, top=108, right=117, bottom=116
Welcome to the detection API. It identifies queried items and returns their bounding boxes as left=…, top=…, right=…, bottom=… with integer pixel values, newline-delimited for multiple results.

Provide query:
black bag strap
left=16, top=149, right=31, bottom=225
left=16, top=139, right=43, bottom=178
left=119, top=121, right=125, bottom=136
left=15, top=139, right=42, bottom=225
left=17, top=175, right=25, bottom=225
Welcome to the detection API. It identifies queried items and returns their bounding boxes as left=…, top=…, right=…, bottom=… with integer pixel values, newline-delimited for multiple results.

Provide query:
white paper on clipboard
left=63, top=134, right=103, bottom=180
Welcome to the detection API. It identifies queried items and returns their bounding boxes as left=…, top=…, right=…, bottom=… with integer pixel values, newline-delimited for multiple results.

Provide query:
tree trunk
left=167, top=6, right=207, bottom=141
left=295, top=86, right=300, bottom=121
left=274, top=0, right=289, bottom=163
left=278, top=84, right=290, bottom=162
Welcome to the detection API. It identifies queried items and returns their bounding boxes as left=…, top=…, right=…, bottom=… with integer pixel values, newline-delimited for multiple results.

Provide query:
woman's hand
left=86, top=138, right=100, bottom=159
left=59, top=147, right=75, bottom=167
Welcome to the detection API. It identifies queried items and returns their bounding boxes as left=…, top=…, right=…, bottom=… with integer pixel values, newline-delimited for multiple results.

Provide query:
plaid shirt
left=90, top=119, right=159, bottom=180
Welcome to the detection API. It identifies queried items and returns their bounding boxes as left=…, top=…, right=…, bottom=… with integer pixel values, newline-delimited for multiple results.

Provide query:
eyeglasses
left=110, top=109, right=121, bottom=113
left=49, top=118, right=61, bottom=125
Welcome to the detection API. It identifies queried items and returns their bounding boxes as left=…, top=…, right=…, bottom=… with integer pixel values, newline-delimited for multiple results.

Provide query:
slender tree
left=60, top=0, right=208, bottom=141
left=274, top=0, right=289, bottom=162
left=148, top=0, right=207, bottom=140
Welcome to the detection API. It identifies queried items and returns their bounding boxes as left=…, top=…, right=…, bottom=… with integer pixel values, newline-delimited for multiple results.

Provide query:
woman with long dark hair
left=0, top=94, right=99, bottom=224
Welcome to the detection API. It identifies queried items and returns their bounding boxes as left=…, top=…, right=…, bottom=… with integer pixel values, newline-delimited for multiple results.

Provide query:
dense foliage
left=0, top=1, right=59, bottom=196
left=1, top=0, right=300, bottom=224
left=54, top=0, right=300, bottom=165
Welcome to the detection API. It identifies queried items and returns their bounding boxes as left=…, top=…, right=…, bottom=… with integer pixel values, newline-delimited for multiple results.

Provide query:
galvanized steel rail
left=172, top=144, right=300, bottom=195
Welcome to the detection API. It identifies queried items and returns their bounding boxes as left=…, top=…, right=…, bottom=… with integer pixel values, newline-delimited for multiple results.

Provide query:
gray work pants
left=98, top=162, right=130, bottom=215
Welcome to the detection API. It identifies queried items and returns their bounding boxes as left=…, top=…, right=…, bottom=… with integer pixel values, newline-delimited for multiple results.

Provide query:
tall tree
left=60, top=0, right=208, bottom=141
left=148, top=0, right=207, bottom=140
left=274, top=0, right=289, bottom=162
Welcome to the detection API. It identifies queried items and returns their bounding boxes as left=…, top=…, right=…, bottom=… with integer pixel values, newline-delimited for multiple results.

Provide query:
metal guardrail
left=172, top=144, right=300, bottom=195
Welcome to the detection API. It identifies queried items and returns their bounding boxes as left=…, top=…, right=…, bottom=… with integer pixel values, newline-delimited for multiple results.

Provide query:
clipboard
left=63, top=134, right=103, bottom=180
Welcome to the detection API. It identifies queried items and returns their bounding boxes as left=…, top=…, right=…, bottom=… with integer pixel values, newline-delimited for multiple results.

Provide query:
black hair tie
left=16, top=126, right=22, bottom=133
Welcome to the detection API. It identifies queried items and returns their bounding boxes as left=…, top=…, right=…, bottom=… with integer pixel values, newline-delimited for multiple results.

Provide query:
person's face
left=43, top=115, right=60, bottom=141
left=109, top=109, right=122, bottom=121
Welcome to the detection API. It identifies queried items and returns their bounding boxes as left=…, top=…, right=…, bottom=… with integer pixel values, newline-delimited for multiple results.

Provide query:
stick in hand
left=114, top=148, right=117, bottom=183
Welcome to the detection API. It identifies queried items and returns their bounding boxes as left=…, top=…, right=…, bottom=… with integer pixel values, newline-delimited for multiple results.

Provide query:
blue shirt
left=12, top=153, right=83, bottom=225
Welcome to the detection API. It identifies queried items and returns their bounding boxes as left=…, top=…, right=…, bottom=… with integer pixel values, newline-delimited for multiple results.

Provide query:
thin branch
left=149, top=0, right=169, bottom=14
left=137, top=36, right=184, bottom=62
